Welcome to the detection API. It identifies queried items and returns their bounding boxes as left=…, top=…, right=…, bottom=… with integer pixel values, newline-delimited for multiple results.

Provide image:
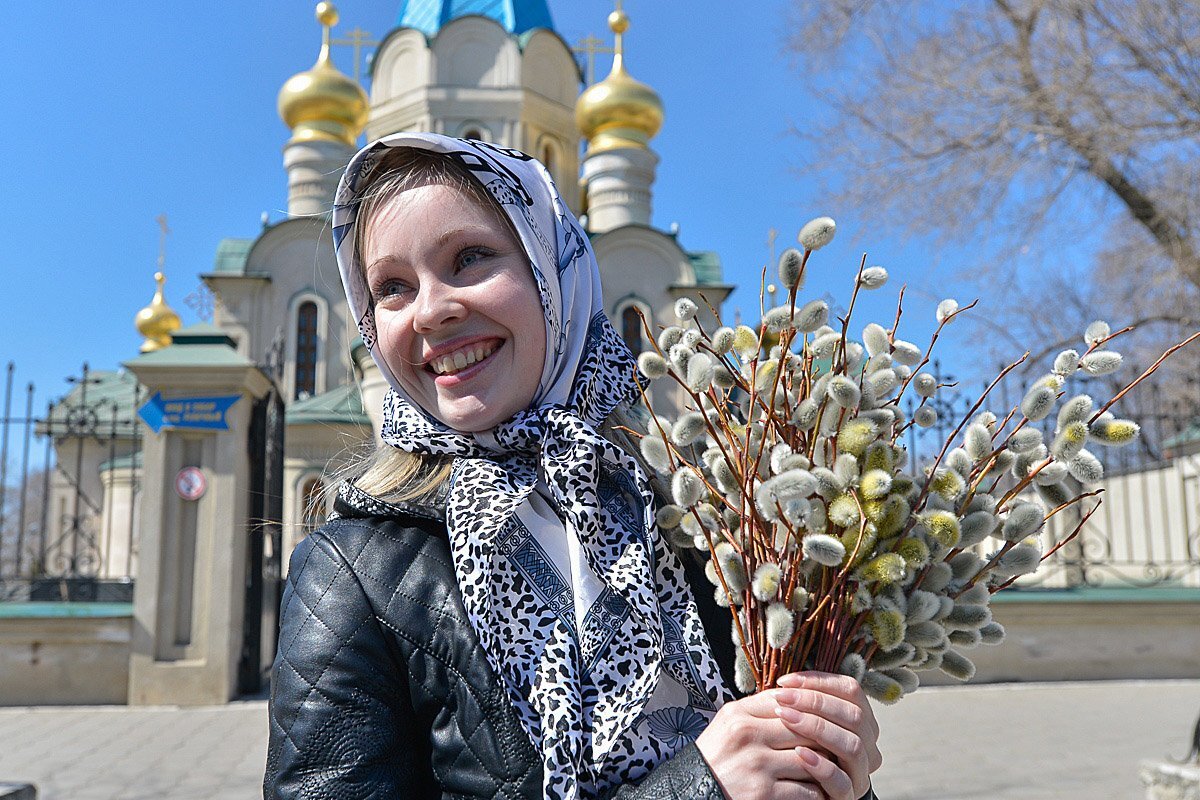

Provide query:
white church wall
left=242, top=219, right=353, bottom=401
left=432, top=17, right=519, bottom=89
left=371, top=28, right=431, bottom=108
left=520, top=30, right=579, bottom=107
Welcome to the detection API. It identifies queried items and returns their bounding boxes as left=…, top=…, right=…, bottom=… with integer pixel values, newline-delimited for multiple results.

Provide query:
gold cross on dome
left=156, top=214, right=170, bottom=270
left=332, top=26, right=379, bottom=83
left=574, top=33, right=613, bottom=85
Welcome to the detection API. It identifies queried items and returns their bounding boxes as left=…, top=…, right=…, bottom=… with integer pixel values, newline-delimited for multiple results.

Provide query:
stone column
left=123, top=326, right=271, bottom=706
left=581, top=146, right=658, bottom=233
left=283, top=138, right=354, bottom=218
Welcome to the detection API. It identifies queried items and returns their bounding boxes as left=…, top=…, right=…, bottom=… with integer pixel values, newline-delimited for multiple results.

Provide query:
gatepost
left=124, top=324, right=271, bottom=705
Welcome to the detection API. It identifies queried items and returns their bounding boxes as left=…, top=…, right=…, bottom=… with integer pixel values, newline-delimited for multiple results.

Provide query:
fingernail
left=795, top=746, right=819, bottom=767
left=777, top=672, right=803, bottom=687
left=774, top=688, right=798, bottom=705
left=775, top=705, right=803, bottom=724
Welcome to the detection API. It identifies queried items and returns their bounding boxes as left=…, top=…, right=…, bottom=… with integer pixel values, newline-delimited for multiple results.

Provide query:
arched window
left=300, top=476, right=327, bottom=533
left=295, top=301, right=318, bottom=400
left=542, top=142, right=556, bottom=175
left=621, top=305, right=644, bottom=354
left=462, top=127, right=483, bottom=141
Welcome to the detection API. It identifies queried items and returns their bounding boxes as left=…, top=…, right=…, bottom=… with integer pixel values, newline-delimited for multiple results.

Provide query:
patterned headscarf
left=333, top=133, right=729, bottom=798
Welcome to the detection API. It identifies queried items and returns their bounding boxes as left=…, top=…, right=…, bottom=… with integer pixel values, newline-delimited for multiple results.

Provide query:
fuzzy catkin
left=861, top=670, right=904, bottom=704
left=1080, top=351, right=1123, bottom=375
left=1084, top=320, right=1111, bottom=345
left=913, top=372, right=937, bottom=398
left=839, top=653, right=867, bottom=682
left=1009, top=427, right=1044, bottom=454
left=655, top=504, right=683, bottom=530
left=674, top=297, right=697, bottom=321
left=914, top=406, right=938, bottom=428
left=778, top=247, right=805, bottom=289
left=1052, top=421, right=1089, bottom=461
left=765, top=603, right=795, bottom=648
left=1001, top=502, right=1044, bottom=541
left=996, top=542, right=1041, bottom=577
left=670, top=413, right=706, bottom=447
left=751, top=563, right=783, bottom=602
left=964, top=423, right=993, bottom=461
left=859, top=265, right=889, bottom=289
left=958, top=511, right=998, bottom=548
left=1069, top=450, right=1104, bottom=484
left=939, top=650, right=976, bottom=681
left=671, top=467, right=704, bottom=507
left=1057, top=395, right=1094, bottom=429
left=794, top=299, right=831, bottom=333
left=639, top=435, right=671, bottom=472
left=1091, top=418, right=1140, bottom=446
left=798, top=216, right=837, bottom=250
left=1021, top=385, right=1056, bottom=421
left=1053, top=349, right=1080, bottom=375
left=802, top=534, right=846, bottom=567
left=863, top=323, right=890, bottom=357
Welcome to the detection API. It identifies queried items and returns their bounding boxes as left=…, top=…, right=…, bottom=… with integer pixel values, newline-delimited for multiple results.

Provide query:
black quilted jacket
left=264, top=490, right=878, bottom=799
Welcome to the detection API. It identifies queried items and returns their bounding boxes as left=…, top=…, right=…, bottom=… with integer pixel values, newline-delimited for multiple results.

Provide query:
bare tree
left=787, top=0, right=1200, bottom=395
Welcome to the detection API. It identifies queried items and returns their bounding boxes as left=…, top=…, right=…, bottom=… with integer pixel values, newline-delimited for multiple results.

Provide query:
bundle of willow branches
left=633, top=217, right=1199, bottom=703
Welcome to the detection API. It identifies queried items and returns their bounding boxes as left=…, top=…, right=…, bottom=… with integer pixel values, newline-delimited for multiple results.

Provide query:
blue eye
left=372, top=278, right=411, bottom=301
left=457, top=247, right=492, bottom=270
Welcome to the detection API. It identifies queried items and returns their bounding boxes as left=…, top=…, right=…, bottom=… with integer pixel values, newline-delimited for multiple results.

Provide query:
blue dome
left=396, top=0, right=555, bottom=36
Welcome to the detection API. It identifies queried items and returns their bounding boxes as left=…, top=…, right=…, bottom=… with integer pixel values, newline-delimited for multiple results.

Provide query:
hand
left=693, top=691, right=827, bottom=800
left=774, top=671, right=883, bottom=800
left=694, top=671, right=882, bottom=800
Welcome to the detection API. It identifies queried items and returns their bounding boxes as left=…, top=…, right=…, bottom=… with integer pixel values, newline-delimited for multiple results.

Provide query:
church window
left=295, top=301, right=318, bottom=400
left=621, top=305, right=644, bottom=354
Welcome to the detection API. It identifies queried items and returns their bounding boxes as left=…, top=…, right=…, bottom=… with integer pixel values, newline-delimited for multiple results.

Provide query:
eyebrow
left=365, top=224, right=511, bottom=274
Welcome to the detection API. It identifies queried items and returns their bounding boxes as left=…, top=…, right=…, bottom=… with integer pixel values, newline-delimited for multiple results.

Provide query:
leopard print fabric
left=333, top=133, right=730, bottom=799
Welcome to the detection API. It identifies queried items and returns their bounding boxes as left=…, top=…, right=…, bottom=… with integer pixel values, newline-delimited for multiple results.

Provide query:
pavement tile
left=0, top=681, right=1196, bottom=799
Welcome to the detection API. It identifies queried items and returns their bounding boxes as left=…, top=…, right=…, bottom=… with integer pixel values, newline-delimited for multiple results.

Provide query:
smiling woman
left=263, top=133, right=881, bottom=800
left=360, top=161, right=546, bottom=432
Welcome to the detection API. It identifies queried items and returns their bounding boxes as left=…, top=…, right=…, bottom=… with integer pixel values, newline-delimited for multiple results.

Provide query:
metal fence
left=0, top=362, right=141, bottom=602
left=904, top=361, right=1200, bottom=588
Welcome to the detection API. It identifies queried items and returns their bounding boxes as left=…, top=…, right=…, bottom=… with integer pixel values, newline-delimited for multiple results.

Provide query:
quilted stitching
left=264, top=495, right=848, bottom=800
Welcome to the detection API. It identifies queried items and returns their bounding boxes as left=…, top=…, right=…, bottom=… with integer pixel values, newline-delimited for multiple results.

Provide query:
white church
left=103, top=0, right=731, bottom=572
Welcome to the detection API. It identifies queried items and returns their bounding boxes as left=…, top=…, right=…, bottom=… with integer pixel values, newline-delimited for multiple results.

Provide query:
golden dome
left=135, top=272, right=182, bottom=353
left=575, top=5, right=664, bottom=154
left=277, top=3, right=369, bottom=147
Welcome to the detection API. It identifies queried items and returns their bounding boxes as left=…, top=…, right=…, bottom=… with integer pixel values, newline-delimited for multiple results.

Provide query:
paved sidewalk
left=0, top=680, right=1196, bottom=799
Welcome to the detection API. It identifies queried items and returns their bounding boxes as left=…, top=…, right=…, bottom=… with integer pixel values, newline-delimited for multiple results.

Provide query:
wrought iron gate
left=239, top=384, right=285, bottom=694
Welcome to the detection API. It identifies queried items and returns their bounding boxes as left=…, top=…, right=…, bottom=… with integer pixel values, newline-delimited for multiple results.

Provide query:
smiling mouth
left=427, top=341, right=500, bottom=376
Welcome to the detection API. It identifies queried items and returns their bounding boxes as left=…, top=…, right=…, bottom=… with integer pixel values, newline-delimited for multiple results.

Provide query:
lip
left=431, top=340, right=504, bottom=386
left=421, top=335, right=504, bottom=366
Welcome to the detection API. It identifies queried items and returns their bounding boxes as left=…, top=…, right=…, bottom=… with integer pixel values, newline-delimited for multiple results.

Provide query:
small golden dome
left=135, top=272, right=182, bottom=353
left=278, top=2, right=369, bottom=147
left=575, top=5, right=663, bottom=154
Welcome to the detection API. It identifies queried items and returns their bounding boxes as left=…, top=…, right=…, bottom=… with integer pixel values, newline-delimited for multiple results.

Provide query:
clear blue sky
left=0, top=1, right=966, bottom=418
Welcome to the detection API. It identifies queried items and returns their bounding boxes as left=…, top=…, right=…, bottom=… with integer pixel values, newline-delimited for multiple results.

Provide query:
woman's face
left=362, top=181, right=546, bottom=432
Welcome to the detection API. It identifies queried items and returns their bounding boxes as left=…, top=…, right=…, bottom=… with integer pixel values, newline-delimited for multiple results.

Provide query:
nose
left=411, top=277, right=467, bottom=333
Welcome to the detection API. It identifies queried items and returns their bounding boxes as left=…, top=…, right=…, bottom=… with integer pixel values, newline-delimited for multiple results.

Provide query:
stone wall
left=922, top=588, right=1200, bottom=686
left=0, top=604, right=132, bottom=705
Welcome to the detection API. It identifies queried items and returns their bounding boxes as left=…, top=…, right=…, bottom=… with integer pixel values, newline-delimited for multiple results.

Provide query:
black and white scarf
left=333, top=133, right=729, bottom=798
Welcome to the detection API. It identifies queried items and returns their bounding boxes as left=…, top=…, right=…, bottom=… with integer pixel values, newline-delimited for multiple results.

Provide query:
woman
left=264, top=133, right=882, bottom=800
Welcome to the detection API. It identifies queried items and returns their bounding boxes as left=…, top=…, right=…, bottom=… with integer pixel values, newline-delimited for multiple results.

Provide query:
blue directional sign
left=138, top=392, right=240, bottom=433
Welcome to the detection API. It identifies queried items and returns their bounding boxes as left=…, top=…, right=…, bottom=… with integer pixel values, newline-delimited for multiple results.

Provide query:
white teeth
left=430, top=342, right=498, bottom=375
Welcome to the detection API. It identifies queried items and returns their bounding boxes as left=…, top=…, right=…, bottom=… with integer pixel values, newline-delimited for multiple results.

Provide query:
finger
left=773, top=688, right=868, bottom=736
left=776, top=672, right=881, bottom=739
left=776, top=686, right=882, bottom=771
left=796, top=745, right=857, bottom=800
left=774, top=706, right=871, bottom=792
